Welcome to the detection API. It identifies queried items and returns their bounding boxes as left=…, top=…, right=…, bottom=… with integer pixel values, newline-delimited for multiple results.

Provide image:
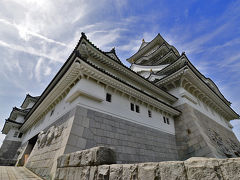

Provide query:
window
left=135, top=105, right=140, bottom=113
left=130, top=103, right=140, bottom=113
left=163, top=117, right=166, bottom=123
left=13, top=131, right=18, bottom=137
left=166, top=118, right=170, bottom=124
left=50, top=109, right=55, bottom=116
left=106, top=93, right=112, bottom=102
left=148, top=110, right=152, bottom=118
left=163, top=116, right=170, bottom=124
left=18, top=133, right=23, bottom=138
left=130, top=103, right=134, bottom=111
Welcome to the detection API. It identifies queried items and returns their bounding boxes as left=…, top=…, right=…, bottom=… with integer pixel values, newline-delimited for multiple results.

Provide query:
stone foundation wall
left=65, top=105, right=178, bottom=163
left=0, top=139, right=21, bottom=165
left=175, top=103, right=240, bottom=160
left=23, top=109, right=76, bottom=179
left=54, top=146, right=240, bottom=180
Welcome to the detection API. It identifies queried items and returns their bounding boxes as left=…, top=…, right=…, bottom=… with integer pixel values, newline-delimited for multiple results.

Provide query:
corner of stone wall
left=23, top=108, right=77, bottom=179
left=174, top=103, right=214, bottom=160
left=63, top=105, right=89, bottom=154
left=0, top=139, right=22, bottom=166
left=174, top=103, right=240, bottom=160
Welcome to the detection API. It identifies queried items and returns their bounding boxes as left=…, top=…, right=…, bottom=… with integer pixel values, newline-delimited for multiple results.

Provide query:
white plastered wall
left=26, top=102, right=35, bottom=109
left=15, top=115, right=25, bottom=123
left=169, top=87, right=231, bottom=130
left=22, top=78, right=175, bottom=144
left=5, top=128, right=22, bottom=141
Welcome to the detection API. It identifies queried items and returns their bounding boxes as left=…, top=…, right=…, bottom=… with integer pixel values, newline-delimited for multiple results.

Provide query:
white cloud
left=35, top=58, right=43, bottom=82
left=44, top=66, right=52, bottom=76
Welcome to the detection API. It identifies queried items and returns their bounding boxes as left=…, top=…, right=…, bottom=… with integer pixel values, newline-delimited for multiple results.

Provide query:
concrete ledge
left=54, top=147, right=240, bottom=180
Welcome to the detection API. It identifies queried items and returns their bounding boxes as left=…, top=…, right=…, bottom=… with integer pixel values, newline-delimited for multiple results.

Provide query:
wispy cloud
left=0, top=18, right=67, bottom=46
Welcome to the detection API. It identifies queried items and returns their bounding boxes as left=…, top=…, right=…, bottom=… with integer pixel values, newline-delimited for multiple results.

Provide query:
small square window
left=106, top=93, right=112, bottom=102
left=136, top=105, right=140, bottom=113
left=148, top=110, right=152, bottom=117
left=130, top=103, right=134, bottom=111
left=18, top=133, right=23, bottom=138
left=13, top=131, right=18, bottom=137
left=50, top=109, right=55, bottom=116
left=163, top=117, right=166, bottom=123
left=166, top=118, right=170, bottom=124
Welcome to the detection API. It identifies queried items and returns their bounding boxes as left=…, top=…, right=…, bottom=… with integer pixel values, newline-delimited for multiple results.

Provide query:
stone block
left=74, top=166, right=90, bottom=180
left=77, top=138, right=87, bottom=148
left=122, top=164, right=138, bottom=180
left=69, top=151, right=82, bottom=167
left=138, top=163, right=160, bottom=180
left=57, top=154, right=70, bottom=168
left=54, top=168, right=68, bottom=180
left=71, top=125, right=84, bottom=136
left=97, top=165, right=110, bottom=180
left=184, top=157, right=223, bottom=180
left=109, top=164, right=123, bottom=180
left=159, top=161, right=187, bottom=180
left=89, top=166, right=98, bottom=180
left=66, top=167, right=77, bottom=180
left=219, top=158, right=240, bottom=180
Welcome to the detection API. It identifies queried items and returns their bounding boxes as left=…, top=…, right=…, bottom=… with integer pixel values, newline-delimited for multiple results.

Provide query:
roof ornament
left=81, top=32, right=87, bottom=38
left=142, top=38, right=145, bottom=43
left=182, top=52, right=186, bottom=55
left=110, top=47, right=116, bottom=53
left=79, top=42, right=89, bottom=59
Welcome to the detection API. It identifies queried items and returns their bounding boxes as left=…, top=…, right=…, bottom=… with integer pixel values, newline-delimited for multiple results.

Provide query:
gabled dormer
left=20, top=94, right=39, bottom=109
left=104, top=48, right=121, bottom=63
left=1, top=107, right=28, bottom=134
left=127, top=34, right=180, bottom=64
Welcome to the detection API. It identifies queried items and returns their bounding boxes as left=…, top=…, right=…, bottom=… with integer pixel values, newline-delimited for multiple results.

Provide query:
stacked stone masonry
left=19, top=109, right=76, bottom=179
left=175, top=103, right=240, bottom=160
left=18, top=105, right=178, bottom=179
left=54, top=146, right=240, bottom=180
left=67, top=105, right=178, bottom=163
left=18, top=105, right=240, bottom=179
left=0, top=140, right=21, bottom=166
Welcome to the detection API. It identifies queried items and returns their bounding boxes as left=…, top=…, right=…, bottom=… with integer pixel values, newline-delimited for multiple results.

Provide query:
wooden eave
left=134, top=42, right=169, bottom=64
left=77, top=58, right=181, bottom=116
left=154, top=53, right=230, bottom=105
left=21, top=33, right=88, bottom=131
left=155, top=55, right=186, bottom=75
left=155, top=65, right=239, bottom=120
left=151, top=49, right=178, bottom=66
left=183, top=55, right=230, bottom=105
left=104, top=48, right=121, bottom=63
left=9, top=107, right=29, bottom=120
left=20, top=94, right=39, bottom=109
left=127, top=34, right=168, bottom=63
left=1, top=119, right=22, bottom=134
left=83, top=35, right=178, bottom=103
left=21, top=54, right=180, bottom=132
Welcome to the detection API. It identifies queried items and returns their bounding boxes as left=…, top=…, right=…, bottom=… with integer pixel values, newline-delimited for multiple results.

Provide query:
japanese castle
left=0, top=33, right=239, bottom=177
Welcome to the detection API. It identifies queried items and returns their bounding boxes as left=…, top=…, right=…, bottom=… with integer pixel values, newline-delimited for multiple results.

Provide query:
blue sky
left=0, top=0, right=240, bottom=145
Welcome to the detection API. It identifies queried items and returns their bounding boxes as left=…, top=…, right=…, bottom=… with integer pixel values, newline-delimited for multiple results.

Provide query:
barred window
left=130, top=103, right=134, bottom=111
left=148, top=110, right=152, bottom=118
left=106, top=93, right=112, bottom=102
left=136, top=105, right=140, bottom=113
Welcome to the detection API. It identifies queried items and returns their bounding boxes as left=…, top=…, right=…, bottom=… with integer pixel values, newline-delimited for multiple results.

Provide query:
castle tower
left=127, top=34, right=240, bottom=160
